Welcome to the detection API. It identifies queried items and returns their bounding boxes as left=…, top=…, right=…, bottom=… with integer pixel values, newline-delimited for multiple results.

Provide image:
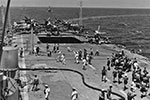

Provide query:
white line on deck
left=88, top=64, right=96, bottom=70
left=20, top=35, right=29, bottom=100
left=120, top=90, right=127, bottom=97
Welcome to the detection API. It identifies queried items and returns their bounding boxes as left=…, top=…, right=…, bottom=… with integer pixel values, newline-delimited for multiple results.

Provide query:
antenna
left=79, top=0, right=83, bottom=26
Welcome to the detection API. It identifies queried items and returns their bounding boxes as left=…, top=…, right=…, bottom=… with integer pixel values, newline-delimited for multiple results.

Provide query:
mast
left=0, top=0, right=11, bottom=61
left=79, top=0, right=83, bottom=26
left=1, top=4, right=4, bottom=26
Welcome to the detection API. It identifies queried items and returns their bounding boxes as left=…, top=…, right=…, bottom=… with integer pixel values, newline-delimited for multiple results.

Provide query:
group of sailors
left=101, top=50, right=150, bottom=99
left=19, top=42, right=150, bottom=100
left=73, top=48, right=96, bottom=70
left=20, top=43, right=60, bottom=57
left=19, top=44, right=79, bottom=100
left=47, top=43, right=60, bottom=57
left=20, top=46, right=40, bottom=57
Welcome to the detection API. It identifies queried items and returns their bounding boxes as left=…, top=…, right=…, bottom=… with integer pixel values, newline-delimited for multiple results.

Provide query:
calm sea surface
left=1, top=7, right=150, bottom=59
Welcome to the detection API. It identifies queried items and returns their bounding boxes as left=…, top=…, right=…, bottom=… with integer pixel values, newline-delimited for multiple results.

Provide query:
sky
left=1, top=0, right=150, bottom=8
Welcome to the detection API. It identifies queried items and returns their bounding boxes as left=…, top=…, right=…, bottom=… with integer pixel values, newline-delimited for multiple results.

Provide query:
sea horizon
left=8, top=6, right=150, bottom=10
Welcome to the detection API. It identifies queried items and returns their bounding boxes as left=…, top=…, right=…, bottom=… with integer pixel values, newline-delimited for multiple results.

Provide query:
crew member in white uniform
left=71, top=88, right=78, bottom=100
left=44, top=85, right=50, bottom=100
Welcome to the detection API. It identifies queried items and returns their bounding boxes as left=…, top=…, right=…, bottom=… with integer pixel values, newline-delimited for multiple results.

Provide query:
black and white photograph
left=0, top=0, right=150, bottom=100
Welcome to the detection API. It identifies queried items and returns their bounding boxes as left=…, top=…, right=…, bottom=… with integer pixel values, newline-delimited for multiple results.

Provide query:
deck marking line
left=88, top=64, right=96, bottom=70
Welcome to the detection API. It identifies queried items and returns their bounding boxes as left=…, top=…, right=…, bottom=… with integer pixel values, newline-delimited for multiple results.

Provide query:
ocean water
left=1, top=7, right=150, bottom=25
left=1, top=7, right=150, bottom=58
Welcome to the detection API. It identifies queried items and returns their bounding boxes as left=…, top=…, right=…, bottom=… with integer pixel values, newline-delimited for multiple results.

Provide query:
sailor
left=89, top=48, right=94, bottom=56
left=99, top=89, right=105, bottom=100
left=56, top=44, right=59, bottom=52
left=67, top=47, right=71, bottom=52
left=107, top=58, right=111, bottom=70
left=53, top=44, right=56, bottom=53
left=46, top=43, right=49, bottom=52
left=61, top=54, right=66, bottom=64
left=143, top=67, right=148, bottom=77
left=123, top=74, right=128, bottom=91
left=127, top=88, right=136, bottom=100
left=133, top=60, right=139, bottom=71
left=47, top=50, right=52, bottom=57
left=102, top=66, right=107, bottom=82
left=83, top=49, right=87, bottom=59
left=56, top=54, right=61, bottom=62
left=131, top=82, right=136, bottom=92
left=36, top=46, right=40, bottom=56
left=106, top=85, right=112, bottom=100
left=127, top=90, right=133, bottom=100
left=86, top=54, right=90, bottom=64
left=71, top=88, right=78, bottom=100
left=110, top=53, right=115, bottom=67
left=140, top=82, right=148, bottom=98
left=78, top=49, right=82, bottom=60
left=132, top=70, right=136, bottom=82
left=31, top=75, right=39, bottom=91
left=20, top=48, right=23, bottom=58
left=87, top=54, right=92, bottom=65
left=118, top=70, right=123, bottom=84
left=74, top=51, right=79, bottom=64
left=33, top=46, right=36, bottom=55
left=121, top=50, right=125, bottom=56
left=95, top=49, right=99, bottom=56
left=112, top=70, right=117, bottom=83
left=44, top=85, right=50, bottom=100
left=82, top=58, right=87, bottom=70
